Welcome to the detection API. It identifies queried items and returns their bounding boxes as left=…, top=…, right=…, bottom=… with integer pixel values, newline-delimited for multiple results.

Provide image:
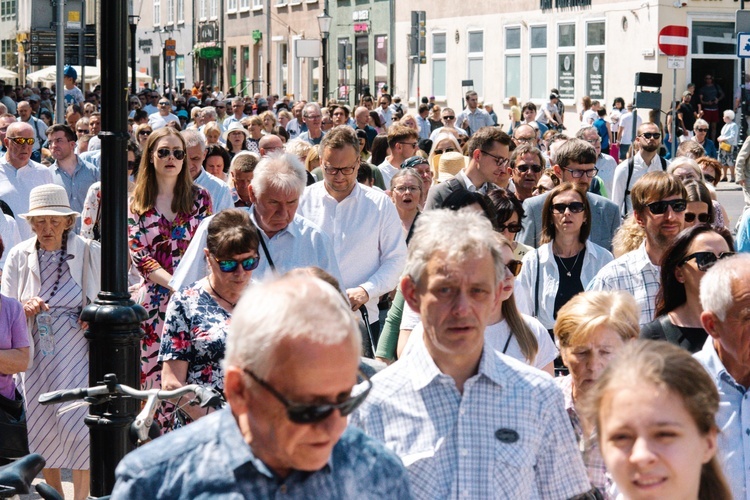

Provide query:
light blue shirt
left=49, top=156, right=100, bottom=215
left=0, top=156, right=54, bottom=240
left=169, top=206, right=342, bottom=291
left=194, top=168, right=234, bottom=214
left=694, top=338, right=750, bottom=500
left=78, top=150, right=101, bottom=169
left=113, top=408, right=412, bottom=499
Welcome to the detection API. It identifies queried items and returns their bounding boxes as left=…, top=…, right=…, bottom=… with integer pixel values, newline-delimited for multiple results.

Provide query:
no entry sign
left=658, top=25, right=689, bottom=57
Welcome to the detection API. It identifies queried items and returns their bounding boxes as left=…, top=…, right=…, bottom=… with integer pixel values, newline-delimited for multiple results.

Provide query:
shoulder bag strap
left=658, top=314, right=686, bottom=346
left=660, top=155, right=667, bottom=171
left=623, top=157, right=635, bottom=218
left=534, top=250, right=540, bottom=318
left=257, top=232, right=276, bottom=274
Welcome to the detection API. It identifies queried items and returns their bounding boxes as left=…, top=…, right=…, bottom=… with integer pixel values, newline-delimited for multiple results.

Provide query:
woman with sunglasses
left=518, top=183, right=613, bottom=333
left=487, top=187, right=532, bottom=260
left=160, top=209, right=259, bottom=423
left=134, top=123, right=153, bottom=151
left=128, top=128, right=212, bottom=401
left=427, top=132, right=462, bottom=177
left=640, top=224, right=734, bottom=353
left=682, top=180, right=715, bottom=229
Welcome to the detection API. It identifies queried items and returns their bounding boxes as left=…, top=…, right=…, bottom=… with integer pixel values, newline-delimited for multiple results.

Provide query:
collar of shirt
left=248, top=206, right=298, bottom=240
left=321, top=179, right=361, bottom=203
left=635, top=240, right=660, bottom=273
left=0, top=155, right=27, bottom=174
left=456, top=169, right=484, bottom=193
left=696, top=337, right=746, bottom=392
left=52, top=155, right=87, bottom=176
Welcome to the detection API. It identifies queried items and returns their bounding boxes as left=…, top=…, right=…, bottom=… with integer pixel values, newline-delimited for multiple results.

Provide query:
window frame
left=466, top=29, right=484, bottom=98
left=528, top=24, right=548, bottom=100
left=504, top=25, right=521, bottom=102
left=431, top=31, right=447, bottom=100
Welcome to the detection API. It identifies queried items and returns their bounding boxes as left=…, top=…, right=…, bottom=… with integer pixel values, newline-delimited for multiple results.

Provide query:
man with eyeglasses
left=0, top=122, right=53, bottom=239
left=429, top=107, right=468, bottom=142
left=425, top=127, right=512, bottom=210
left=456, top=90, right=494, bottom=137
left=298, top=126, right=406, bottom=358
left=519, top=139, right=620, bottom=251
left=512, top=123, right=539, bottom=149
left=611, top=122, right=669, bottom=218
left=148, top=97, right=179, bottom=130
left=350, top=209, right=592, bottom=499
left=588, top=171, right=686, bottom=325
left=378, top=125, right=419, bottom=188
left=142, top=91, right=161, bottom=115
left=576, top=125, right=617, bottom=197
left=114, top=274, right=410, bottom=498
left=509, top=144, right=544, bottom=201
left=298, top=103, right=325, bottom=146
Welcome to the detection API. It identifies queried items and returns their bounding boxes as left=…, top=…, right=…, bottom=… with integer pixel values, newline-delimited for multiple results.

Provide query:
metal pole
left=322, top=35, right=328, bottom=105
left=80, top=0, right=147, bottom=495
left=80, top=0, right=85, bottom=90
left=130, top=20, right=138, bottom=94
left=55, top=0, right=65, bottom=123
left=671, top=68, right=677, bottom=159
left=163, top=46, right=167, bottom=95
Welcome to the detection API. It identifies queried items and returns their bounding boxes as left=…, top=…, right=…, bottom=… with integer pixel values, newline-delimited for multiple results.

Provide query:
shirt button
left=459, top=408, right=466, bottom=416
left=279, top=485, right=287, bottom=494
left=460, top=448, right=469, bottom=457
left=462, top=490, right=470, bottom=498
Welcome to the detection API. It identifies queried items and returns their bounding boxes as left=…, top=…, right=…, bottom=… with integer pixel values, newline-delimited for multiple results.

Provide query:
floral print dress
left=128, top=186, right=212, bottom=390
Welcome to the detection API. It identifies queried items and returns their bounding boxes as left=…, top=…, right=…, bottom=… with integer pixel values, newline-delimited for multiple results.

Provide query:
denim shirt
left=112, top=408, right=412, bottom=499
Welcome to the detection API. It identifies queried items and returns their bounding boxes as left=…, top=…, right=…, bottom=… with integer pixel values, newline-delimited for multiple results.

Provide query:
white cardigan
left=1, top=232, right=101, bottom=367
left=518, top=240, right=613, bottom=330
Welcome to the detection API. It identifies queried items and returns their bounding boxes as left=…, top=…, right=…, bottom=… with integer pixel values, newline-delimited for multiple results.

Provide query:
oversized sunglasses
left=684, top=212, right=710, bottom=224
left=646, top=199, right=687, bottom=215
left=551, top=202, right=585, bottom=214
left=138, top=130, right=152, bottom=136
left=155, top=148, right=186, bottom=160
left=434, top=148, right=455, bottom=155
left=244, top=368, right=372, bottom=424
left=497, top=222, right=523, bottom=233
left=680, top=251, right=735, bottom=272
left=515, top=164, right=543, bottom=174
left=506, top=259, right=523, bottom=277
left=212, top=255, right=260, bottom=272
left=8, top=137, right=35, bottom=145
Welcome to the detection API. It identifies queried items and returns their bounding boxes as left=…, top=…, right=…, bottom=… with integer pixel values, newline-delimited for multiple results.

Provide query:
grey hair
left=403, top=209, right=505, bottom=286
left=180, top=128, right=206, bottom=152
left=250, top=152, right=307, bottom=198
left=224, top=275, right=361, bottom=378
left=284, top=138, right=312, bottom=159
left=694, top=118, right=709, bottom=131
left=302, top=102, right=321, bottom=118
left=390, top=167, right=424, bottom=191
left=700, top=254, right=750, bottom=322
left=201, top=106, right=217, bottom=120
left=667, top=157, right=703, bottom=181
left=575, top=126, right=598, bottom=140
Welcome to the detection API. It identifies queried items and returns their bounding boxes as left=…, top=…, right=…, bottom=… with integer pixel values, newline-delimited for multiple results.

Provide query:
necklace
left=555, top=249, right=582, bottom=277
left=39, top=247, right=66, bottom=300
left=208, top=281, right=237, bottom=308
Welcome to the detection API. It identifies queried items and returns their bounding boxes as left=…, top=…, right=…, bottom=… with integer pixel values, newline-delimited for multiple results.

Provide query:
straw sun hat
left=437, top=152, right=467, bottom=183
left=20, top=184, right=80, bottom=219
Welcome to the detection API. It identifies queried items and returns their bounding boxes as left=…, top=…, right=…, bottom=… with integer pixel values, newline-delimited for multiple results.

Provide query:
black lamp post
left=129, top=15, right=140, bottom=95
left=81, top=0, right=147, bottom=495
left=317, top=11, right=332, bottom=105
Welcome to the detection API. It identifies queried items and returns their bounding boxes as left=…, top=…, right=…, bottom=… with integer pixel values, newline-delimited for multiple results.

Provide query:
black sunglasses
left=155, top=148, right=186, bottom=160
left=212, top=254, right=260, bottom=273
left=506, top=259, right=523, bottom=276
left=681, top=251, right=735, bottom=272
left=434, top=147, right=455, bottom=155
left=515, top=164, right=543, bottom=174
left=138, top=130, right=152, bottom=136
left=646, top=199, right=687, bottom=215
left=684, top=212, right=711, bottom=224
left=497, top=222, right=523, bottom=233
left=244, top=368, right=372, bottom=424
left=551, top=202, right=585, bottom=214
left=695, top=128, right=708, bottom=133
left=703, top=173, right=716, bottom=184
left=639, top=132, right=661, bottom=140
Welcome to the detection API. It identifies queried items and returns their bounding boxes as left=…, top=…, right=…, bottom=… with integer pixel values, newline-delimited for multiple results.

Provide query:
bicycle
left=0, top=453, right=62, bottom=499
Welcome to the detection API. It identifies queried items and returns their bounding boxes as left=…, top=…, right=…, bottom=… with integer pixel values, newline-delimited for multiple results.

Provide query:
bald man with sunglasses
left=0, top=121, right=53, bottom=239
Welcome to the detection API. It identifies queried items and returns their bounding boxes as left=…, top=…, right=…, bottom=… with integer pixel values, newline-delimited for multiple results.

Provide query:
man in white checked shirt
left=350, top=209, right=594, bottom=499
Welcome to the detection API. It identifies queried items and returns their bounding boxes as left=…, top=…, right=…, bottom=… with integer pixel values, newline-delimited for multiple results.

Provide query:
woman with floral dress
left=128, top=127, right=212, bottom=393
left=159, top=209, right=258, bottom=423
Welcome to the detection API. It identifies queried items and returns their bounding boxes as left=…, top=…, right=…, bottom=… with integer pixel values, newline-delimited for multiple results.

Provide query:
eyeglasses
left=77, top=129, right=89, bottom=134
left=515, top=164, right=543, bottom=174
left=515, top=137, right=536, bottom=144
left=480, top=150, right=510, bottom=168
left=695, top=128, right=708, bottom=133
left=551, top=202, right=586, bottom=214
left=138, top=130, right=152, bottom=136
left=680, top=251, right=735, bottom=272
left=323, top=163, right=357, bottom=176
left=683, top=212, right=711, bottom=224
left=393, top=185, right=421, bottom=194
left=159, top=101, right=170, bottom=106
left=703, top=173, right=716, bottom=183
left=398, top=142, right=418, bottom=149
left=127, top=160, right=136, bottom=170
left=497, top=222, right=523, bottom=233
left=562, top=167, right=598, bottom=178
left=216, top=106, right=225, bottom=109
left=505, top=259, right=523, bottom=277
left=639, top=132, right=661, bottom=140
left=646, top=199, right=687, bottom=215
left=212, top=254, right=260, bottom=273
left=585, top=138, right=601, bottom=145
left=155, top=148, right=186, bottom=160
left=7, top=137, right=35, bottom=145
left=434, top=148, right=455, bottom=155
left=443, top=116, right=456, bottom=120
left=244, top=368, right=372, bottom=424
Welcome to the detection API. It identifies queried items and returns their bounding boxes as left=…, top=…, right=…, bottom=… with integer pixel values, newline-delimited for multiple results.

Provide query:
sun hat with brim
left=223, top=121, right=250, bottom=142
left=20, top=184, right=80, bottom=219
left=437, top=152, right=466, bottom=183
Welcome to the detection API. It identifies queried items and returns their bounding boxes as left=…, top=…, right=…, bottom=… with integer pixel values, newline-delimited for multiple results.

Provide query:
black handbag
left=0, top=388, right=30, bottom=459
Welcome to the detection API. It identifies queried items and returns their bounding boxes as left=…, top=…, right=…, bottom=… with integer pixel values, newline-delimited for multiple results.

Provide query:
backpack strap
left=623, top=156, right=635, bottom=218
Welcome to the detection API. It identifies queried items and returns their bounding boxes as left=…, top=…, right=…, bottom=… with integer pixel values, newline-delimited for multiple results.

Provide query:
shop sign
left=199, top=46, right=223, bottom=59
left=586, top=53, right=604, bottom=100
left=354, top=22, right=369, bottom=33
left=557, top=54, right=575, bottom=99
left=352, top=10, right=369, bottom=21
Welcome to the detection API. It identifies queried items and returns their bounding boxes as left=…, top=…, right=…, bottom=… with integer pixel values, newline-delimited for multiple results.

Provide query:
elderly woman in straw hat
left=1, top=184, right=100, bottom=500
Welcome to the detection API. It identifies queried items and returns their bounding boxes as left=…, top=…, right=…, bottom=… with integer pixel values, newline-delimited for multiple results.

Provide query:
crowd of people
left=0, top=70, right=748, bottom=499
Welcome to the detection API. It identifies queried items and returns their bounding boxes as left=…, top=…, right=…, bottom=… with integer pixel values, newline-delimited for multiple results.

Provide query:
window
left=177, top=0, right=184, bottom=22
left=228, top=0, right=237, bottom=12
left=586, top=22, right=605, bottom=46
left=1, top=0, right=16, bottom=21
left=199, top=0, right=207, bottom=19
left=558, top=23, right=575, bottom=48
left=210, top=0, right=218, bottom=18
left=557, top=23, right=575, bottom=100
left=375, top=35, right=388, bottom=95
left=585, top=21, right=605, bottom=100
left=167, top=0, right=174, bottom=24
left=252, top=0, right=262, bottom=9
left=432, top=32, right=447, bottom=98
left=153, top=0, right=160, bottom=25
left=275, top=0, right=287, bottom=5
left=505, top=26, right=521, bottom=99
left=240, top=0, right=250, bottom=8
left=0, top=39, right=12, bottom=69
left=467, top=31, right=484, bottom=97
left=529, top=25, right=547, bottom=99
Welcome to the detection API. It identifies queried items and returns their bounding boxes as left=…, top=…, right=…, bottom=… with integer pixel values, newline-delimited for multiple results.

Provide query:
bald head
left=259, top=134, right=284, bottom=157
left=5, top=122, right=35, bottom=168
left=355, top=107, right=369, bottom=127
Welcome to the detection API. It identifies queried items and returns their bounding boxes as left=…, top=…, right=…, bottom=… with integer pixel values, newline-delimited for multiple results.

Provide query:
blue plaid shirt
left=350, top=341, right=592, bottom=499
left=112, top=408, right=412, bottom=499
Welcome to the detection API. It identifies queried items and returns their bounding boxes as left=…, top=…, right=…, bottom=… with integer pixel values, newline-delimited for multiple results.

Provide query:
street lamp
left=317, top=11, right=332, bottom=105
left=129, top=15, right=140, bottom=95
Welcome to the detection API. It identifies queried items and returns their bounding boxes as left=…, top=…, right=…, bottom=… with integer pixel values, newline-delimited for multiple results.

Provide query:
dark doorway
left=691, top=59, right=735, bottom=141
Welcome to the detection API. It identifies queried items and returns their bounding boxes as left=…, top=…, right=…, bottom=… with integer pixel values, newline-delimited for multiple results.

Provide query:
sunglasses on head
left=212, top=254, right=260, bottom=272
left=497, top=222, right=523, bottom=233
left=680, top=251, right=735, bottom=272
left=8, top=137, right=35, bottom=145
left=155, top=148, right=186, bottom=160
left=244, top=368, right=372, bottom=424
left=646, top=199, right=687, bottom=215
left=505, top=259, right=523, bottom=277
left=515, top=164, right=543, bottom=174
left=551, top=202, right=585, bottom=214
left=684, top=212, right=711, bottom=223
left=639, top=132, right=661, bottom=140
left=434, top=148, right=455, bottom=155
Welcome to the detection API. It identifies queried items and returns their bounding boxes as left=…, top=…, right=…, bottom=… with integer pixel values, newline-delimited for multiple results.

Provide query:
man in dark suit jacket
left=425, top=127, right=513, bottom=210
left=518, top=138, right=620, bottom=251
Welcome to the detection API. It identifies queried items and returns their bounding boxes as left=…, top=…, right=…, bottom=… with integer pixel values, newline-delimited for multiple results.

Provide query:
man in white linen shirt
left=298, top=126, right=406, bottom=357
left=148, top=97, right=180, bottom=130
left=181, top=130, right=234, bottom=213
left=350, top=209, right=592, bottom=499
left=0, top=122, right=53, bottom=239
left=171, top=152, right=341, bottom=290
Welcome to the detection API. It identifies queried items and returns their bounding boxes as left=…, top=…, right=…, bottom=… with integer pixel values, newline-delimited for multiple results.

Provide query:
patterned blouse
left=158, top=280, right=230, bottom=393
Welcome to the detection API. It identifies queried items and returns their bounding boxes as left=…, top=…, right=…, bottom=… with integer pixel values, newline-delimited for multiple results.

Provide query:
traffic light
left=410, top=11, right=426, bottom=64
